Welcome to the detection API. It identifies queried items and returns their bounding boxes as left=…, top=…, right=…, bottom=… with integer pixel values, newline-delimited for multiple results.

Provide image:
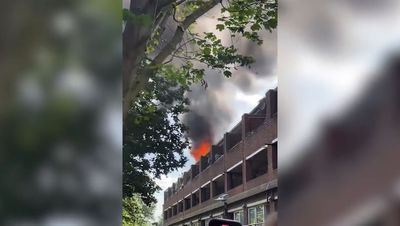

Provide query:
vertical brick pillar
left=240, top=115, right=248, bottom=188
left=223, top=133, right=229, bottom=153
left=267, top=145, right=273, bottom=176
left=265, top=89, right=277, bottom=118
left=223, top=132, right=229, bottom=193
left=243, top=204, right=249, bottom=225
left=224, top=173, right=229, bottom=193
left=241, top=114, right=249, bottom=139
left=264, top=202, right=270, bottom=222
left=243, top=159, right=248, bottom=186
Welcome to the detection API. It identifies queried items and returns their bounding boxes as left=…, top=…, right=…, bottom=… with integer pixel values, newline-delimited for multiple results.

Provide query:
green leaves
left=124, top=72, right=190, bottom=204
left=216, top=24, right=225, bottom=31
left=122, top=9, right=152, bottom=27
left=195, top=32, right=255, bottom=77
left=250, top=23, right=261, bottom=31
left=215, top=0, right=277, bottom=43
left=123, top=194, right=155, bottom=226
left=224, top=70, right=232, bottom=77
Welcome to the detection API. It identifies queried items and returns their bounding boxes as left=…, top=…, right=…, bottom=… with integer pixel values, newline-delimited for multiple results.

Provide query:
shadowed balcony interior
left=184, top=196, right=191, bottom=210
left=228, top=163, right=243, bottom=190
left=178, top=200, right=183, bottom=213
left=212, top=143, right=224, bottom=161
left=272, top=143, right=277, bottom=169
left=246, top=147, right=268, bottom=181
left=226, top=124, right=242, bottom=151
left=212, top=175, right=225, bottom=197
left=191, top=190, right=200, bottom=207
left=201, top=183, right=211, bottom=202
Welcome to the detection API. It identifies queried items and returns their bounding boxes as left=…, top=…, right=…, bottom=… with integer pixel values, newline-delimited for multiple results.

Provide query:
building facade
left=163, top=89, right=278, bottom=226
left=280, top=58, right=400, bottom=226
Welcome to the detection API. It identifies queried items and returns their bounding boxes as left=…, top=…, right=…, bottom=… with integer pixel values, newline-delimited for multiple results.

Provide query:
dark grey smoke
left=182, top=22, right=277, bottom=151
left=183, top=81, right=234, bottom=147
left=184, top=112, right=213, bottom=147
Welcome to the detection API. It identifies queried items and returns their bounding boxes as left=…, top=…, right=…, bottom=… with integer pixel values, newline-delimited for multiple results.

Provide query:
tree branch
left=181, top=0, right=219, bottom=28
left=153, top=0, right=219, bottom=65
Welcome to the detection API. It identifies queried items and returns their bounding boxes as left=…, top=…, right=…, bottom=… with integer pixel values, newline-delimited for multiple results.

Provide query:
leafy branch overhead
left=122, top=0, right=277, bottom=118
left=147, top=0, right=276, bottom=83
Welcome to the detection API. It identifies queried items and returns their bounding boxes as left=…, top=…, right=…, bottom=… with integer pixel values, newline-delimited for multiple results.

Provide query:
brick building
left=280, top=57, right=400, bottom=226
left=163, top=89, right=278, bottom=226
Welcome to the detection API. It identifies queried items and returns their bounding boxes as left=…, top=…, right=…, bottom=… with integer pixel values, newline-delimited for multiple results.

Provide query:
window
left=184, top=196, right=191, bottom=210
left=178, top=201, right=184, bottom=212
left=192, top=190, right=200, bottom=207
left=233, top=210, right=244, bottom=224
left=228, top=163, right=243, bottom=190
left=246, top=148, right=268, bottom=181
left=248, top=205, right=264, bottom=226
left=212, top=175, right=225, bottom=197
left=201, top=183, right=211, bottom=202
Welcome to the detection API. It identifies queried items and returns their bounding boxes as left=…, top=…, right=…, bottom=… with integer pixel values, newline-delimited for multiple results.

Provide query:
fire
left=191, top=139, right=211, bottom=161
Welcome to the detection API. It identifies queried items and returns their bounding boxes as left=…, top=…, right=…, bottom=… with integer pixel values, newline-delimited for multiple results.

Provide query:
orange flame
left=191, top=139, right=211, bottom=161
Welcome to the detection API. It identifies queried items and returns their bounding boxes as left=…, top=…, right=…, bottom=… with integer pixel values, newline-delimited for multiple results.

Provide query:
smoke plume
left=183, top=28, right=277, bottom=160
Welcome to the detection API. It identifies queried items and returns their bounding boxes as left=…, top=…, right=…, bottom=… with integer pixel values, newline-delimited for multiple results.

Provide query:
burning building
left=163, top=89, right=277, bottom=226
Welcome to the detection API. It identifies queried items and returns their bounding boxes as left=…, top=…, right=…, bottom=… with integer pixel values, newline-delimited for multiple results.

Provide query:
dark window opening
left=192, top=164, right=199, bottom=178
left=178, top=201, right=184, bottom=213
left=212, top=175, right=225, bottom=197
left=168, top=208, right=172, bottom=218
left=228, top=164, right=243, bottom=190
left=212, top=144, right=224, bottom=161
left=226, top=124, right=243, bottom=151
left=172, top=204, right=177, bottom=216
left=192, top=190, right=200, bottom=207
left=184, top=197, right=191, bottom=210
left=201, top=183, right=211, bottom=202
left=201, top=154, right=211, bottom=171
left=245, top=116, right=266, bottom=135
left=246, top=148, right=268, bottom=181
left=226, top=127, right=242, bottom=151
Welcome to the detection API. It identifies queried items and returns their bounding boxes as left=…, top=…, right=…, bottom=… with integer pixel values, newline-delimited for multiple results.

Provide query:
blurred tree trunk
left=123, top=0, right=158, bottom=120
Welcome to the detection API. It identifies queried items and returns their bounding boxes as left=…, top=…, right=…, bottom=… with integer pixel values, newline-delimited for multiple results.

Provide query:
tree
left=123, top=71, right=190, bottom=204
left=123, top=194, right=155, bottom=226
left=123, top=0, right=277, bottom=119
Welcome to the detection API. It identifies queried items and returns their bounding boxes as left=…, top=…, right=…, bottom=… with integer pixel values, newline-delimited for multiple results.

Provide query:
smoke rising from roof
left=183, top=29, right=277, bottom=155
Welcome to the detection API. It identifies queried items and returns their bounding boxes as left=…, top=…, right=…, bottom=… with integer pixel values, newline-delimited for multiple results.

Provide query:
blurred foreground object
left=0, top=1, right=122, bottom=225
left=279, top=0, right=400, bottom=225
left=281, top=54, right=400, bottom=226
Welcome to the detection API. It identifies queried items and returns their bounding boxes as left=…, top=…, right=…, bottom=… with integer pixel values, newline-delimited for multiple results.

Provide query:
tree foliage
left=123, top=72, right=190, bottom=204
left=123, top=194, right=155, bottom=226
